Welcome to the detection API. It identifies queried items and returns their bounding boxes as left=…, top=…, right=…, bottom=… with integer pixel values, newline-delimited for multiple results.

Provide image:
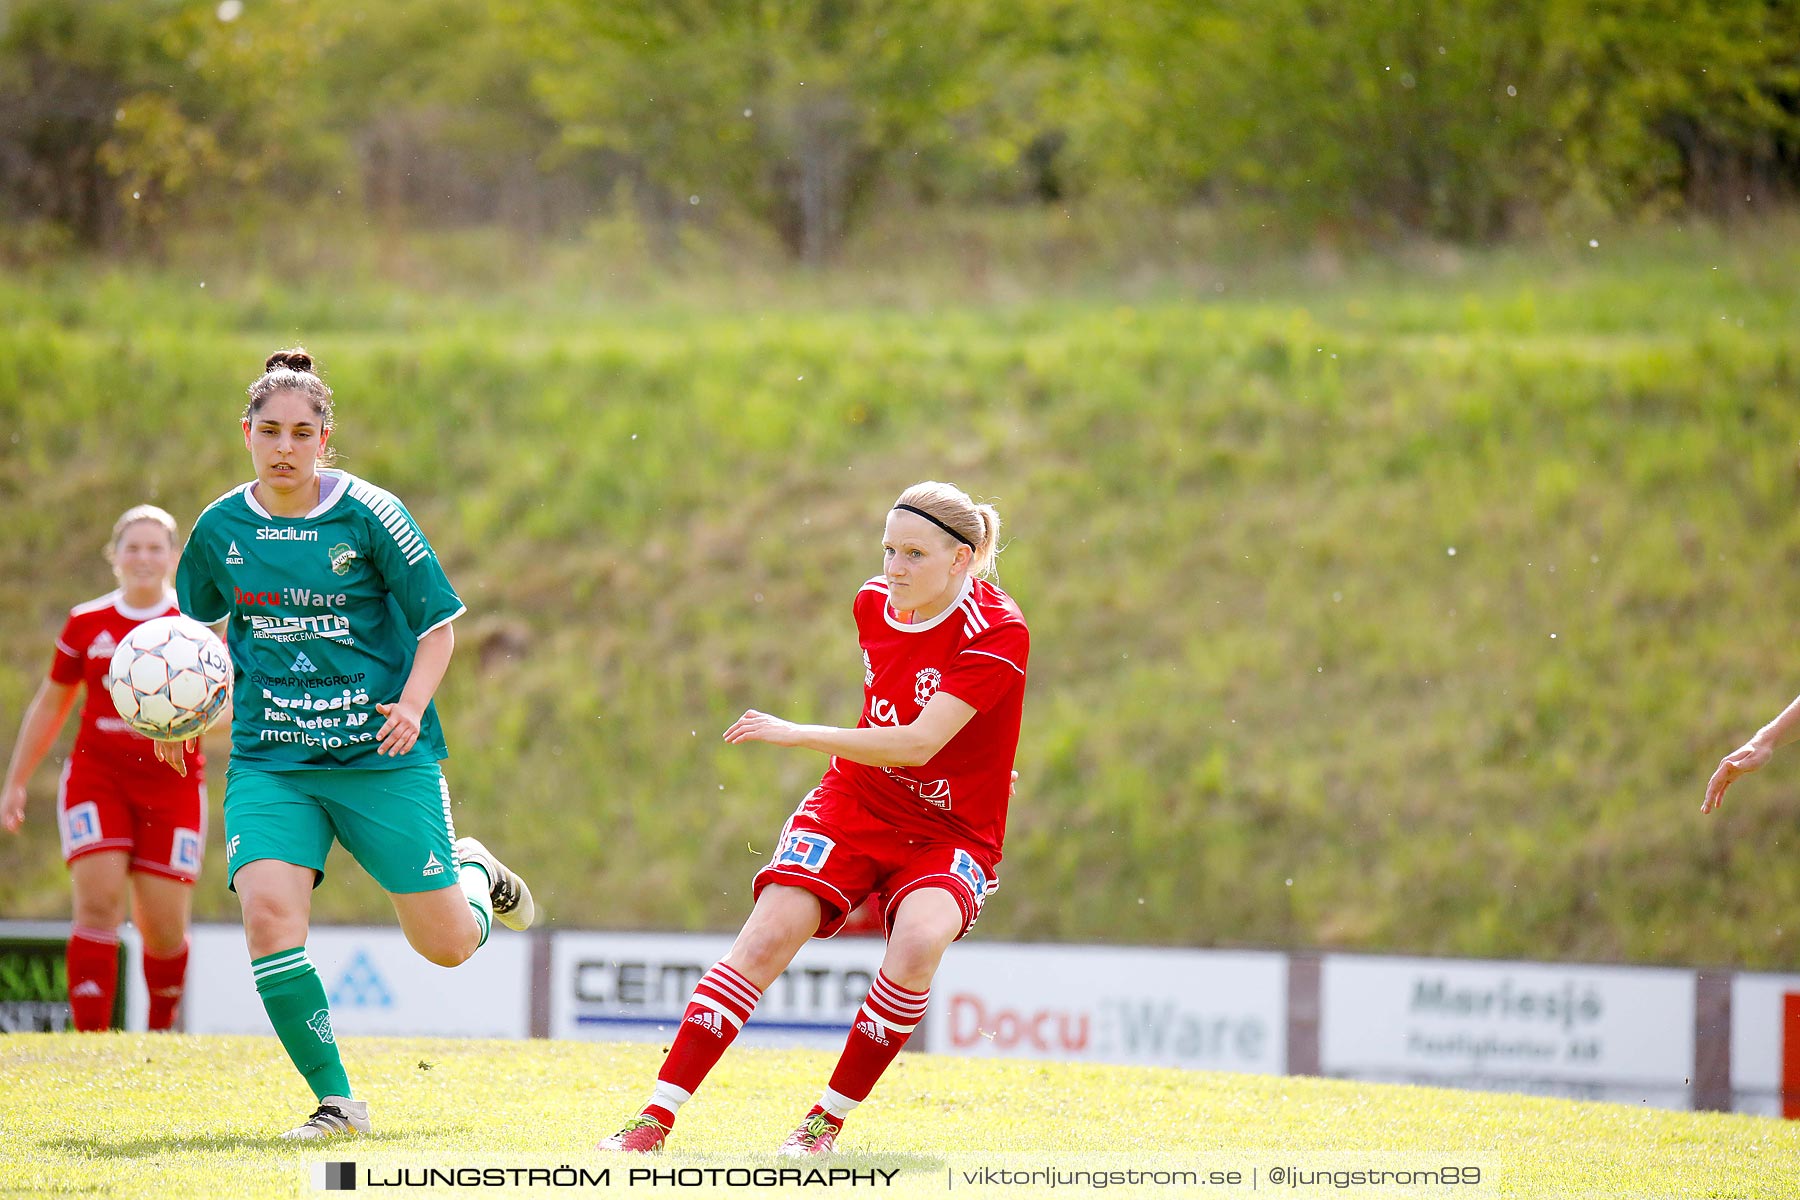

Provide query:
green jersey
left=177, top=469, right=464, bottom=771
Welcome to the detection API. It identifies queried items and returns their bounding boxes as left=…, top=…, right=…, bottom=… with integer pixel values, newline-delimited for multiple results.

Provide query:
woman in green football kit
left=157, top=348, right=536, bottom=1140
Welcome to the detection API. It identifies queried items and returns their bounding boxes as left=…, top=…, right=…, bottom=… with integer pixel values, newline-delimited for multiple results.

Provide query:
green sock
left=458, top=861, right=493, bottom=949
left=252, top=948, right=351, bottom=1101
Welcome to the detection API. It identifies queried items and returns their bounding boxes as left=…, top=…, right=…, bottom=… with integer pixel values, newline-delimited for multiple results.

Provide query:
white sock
left=820, top=1087, right=860, bottom=1120
left=458, top=861, right=493, bottom=948
left=650, top=1080, right=693, bottom=1119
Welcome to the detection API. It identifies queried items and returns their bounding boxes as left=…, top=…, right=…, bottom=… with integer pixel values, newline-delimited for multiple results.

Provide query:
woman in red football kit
left=1, top=506, right=209, bottom=1031
left=599, top=481, right=1029, bottom=1155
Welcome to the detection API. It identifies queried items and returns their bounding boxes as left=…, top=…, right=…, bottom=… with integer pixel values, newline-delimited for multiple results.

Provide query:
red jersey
left=49, top=590, right=204, bottom=777
left=821, top=575, right=1029, bottom=858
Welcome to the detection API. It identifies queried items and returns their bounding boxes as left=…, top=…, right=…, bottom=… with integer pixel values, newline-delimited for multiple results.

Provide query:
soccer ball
left=105, top=616, right=232, bottom=741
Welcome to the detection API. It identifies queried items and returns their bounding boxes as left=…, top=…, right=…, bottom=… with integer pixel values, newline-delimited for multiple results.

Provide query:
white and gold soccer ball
left=105, top=615, right=232, bottom=741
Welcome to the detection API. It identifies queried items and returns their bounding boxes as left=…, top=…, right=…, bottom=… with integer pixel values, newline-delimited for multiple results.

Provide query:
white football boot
left=454, top=836, right=537, bottom=931
left=280, top=1096, right=370, bottom=1140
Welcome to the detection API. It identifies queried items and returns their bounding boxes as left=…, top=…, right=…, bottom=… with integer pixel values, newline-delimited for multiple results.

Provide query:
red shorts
left=752, top=784, right=1000, bottom=940
left=57, top=755, right=207, bottom=883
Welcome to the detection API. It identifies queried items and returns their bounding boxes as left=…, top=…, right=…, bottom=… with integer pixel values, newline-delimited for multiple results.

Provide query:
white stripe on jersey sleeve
left=959, top=647, right=1024, bottom=675
left=370, top=502, right=417, bottom=552
left=350, top=480, right=433, bottom=565
left=417, top=605, right=466, bottom=641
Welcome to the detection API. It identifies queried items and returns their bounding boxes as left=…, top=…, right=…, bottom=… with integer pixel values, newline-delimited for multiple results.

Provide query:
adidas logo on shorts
left=72, top=981, right=104, bottom=998
left=685, top=1009, right=725, bottom=1037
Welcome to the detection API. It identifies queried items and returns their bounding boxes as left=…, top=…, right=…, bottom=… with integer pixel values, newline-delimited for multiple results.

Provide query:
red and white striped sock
left=824, top=971, right=929, bottom=1113
left=65, top=926, right=120, bottom=1032
left=144, top=939, right=190, bottom=1031
left=645, top=962, right=763, bottom=1127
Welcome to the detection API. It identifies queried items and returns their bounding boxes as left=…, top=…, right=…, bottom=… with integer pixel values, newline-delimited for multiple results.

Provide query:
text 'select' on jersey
left=176, top=470, right=463, bottom=770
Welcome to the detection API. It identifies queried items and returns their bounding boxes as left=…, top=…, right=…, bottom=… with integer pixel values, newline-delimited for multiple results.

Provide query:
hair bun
left=265, top=347, right=314, bottom=374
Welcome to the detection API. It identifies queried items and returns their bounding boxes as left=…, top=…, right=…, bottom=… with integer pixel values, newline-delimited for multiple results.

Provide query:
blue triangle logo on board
left=328, top=950, right=394, bottom=1009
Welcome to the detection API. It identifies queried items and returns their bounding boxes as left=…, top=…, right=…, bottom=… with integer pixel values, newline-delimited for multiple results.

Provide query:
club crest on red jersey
left=914, top=667, right=941, bottom=707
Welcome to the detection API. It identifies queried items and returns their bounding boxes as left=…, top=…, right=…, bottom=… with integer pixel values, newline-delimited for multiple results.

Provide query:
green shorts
left=222, top=761, right=458, bottom=895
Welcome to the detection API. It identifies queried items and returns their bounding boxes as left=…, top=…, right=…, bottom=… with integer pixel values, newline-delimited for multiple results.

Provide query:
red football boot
left=776, top=1106, right=843, bottom=1156
left=597, top=1114, right=670, bottom=1153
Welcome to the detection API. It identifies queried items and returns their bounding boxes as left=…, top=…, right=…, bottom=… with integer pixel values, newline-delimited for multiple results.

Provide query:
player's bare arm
left=1704, top=690, right=1800, bottom=813
left=1, top=679, right=80, bottom=832
left=725, top=690, right=978, bottom=768
left=377, top=622, right=455, bottom=757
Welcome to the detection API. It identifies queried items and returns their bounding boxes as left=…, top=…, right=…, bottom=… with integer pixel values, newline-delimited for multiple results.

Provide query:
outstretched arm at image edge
left=1703, top=691, right=1800, bottom=813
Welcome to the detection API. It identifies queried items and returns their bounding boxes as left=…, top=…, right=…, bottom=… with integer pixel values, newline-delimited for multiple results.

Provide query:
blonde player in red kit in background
left=1, top=506, right=210, bottom=1031
left=598, top=481, right=1029, bottom=1155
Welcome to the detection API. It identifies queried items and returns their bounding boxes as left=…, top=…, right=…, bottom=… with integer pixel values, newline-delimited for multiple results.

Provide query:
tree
left=0, top=0, right=334, bottom=245
left=1066, top=0, right=1800, bottom=239
left=517, top=0, right=1005, bottom=261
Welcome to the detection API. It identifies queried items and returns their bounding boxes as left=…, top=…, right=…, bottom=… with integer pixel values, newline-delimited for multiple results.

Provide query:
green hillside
left=2, top=222, right=1797, bottom=968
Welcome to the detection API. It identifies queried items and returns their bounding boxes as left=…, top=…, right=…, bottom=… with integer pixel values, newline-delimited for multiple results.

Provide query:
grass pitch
left=0, top=1034, right=1794, bottom=1198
